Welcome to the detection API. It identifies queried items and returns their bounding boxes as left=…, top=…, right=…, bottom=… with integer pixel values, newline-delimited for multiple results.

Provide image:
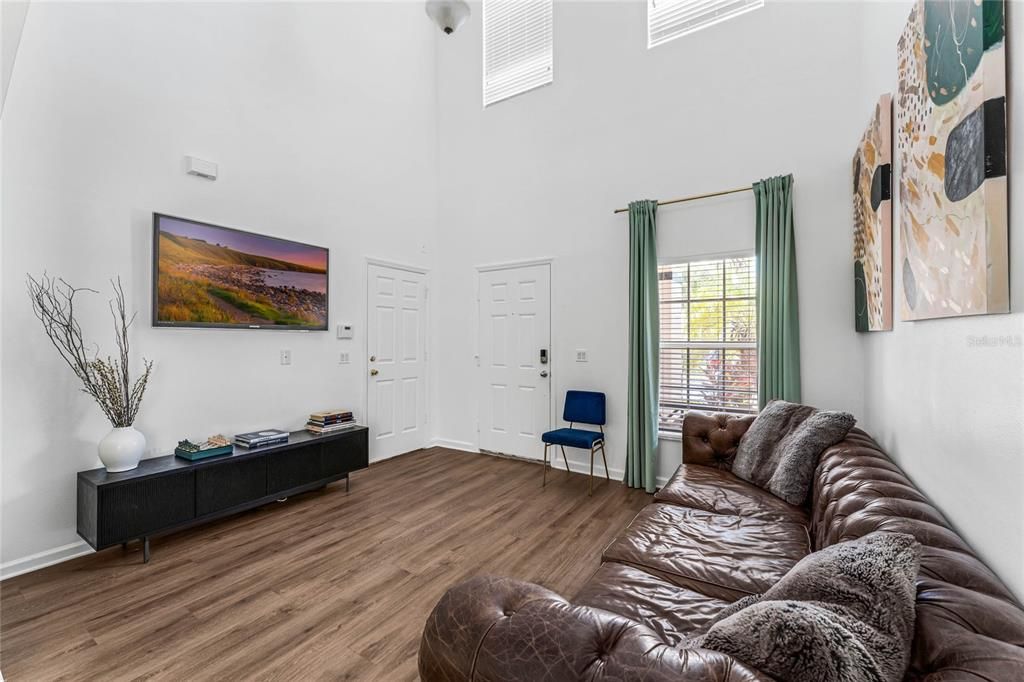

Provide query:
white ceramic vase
left=98, top=426, right=146, bottom=473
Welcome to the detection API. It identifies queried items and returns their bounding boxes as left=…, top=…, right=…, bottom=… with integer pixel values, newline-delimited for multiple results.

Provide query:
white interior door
left=367, top=263, right=428, bottom=461
left=477, top=263, right=551, bottom=460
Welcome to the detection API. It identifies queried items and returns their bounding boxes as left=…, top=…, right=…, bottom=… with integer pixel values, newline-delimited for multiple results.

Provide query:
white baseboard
left=496, top=452, right=670, bottom=488
left=556, top=455, right=625, bottom=482
left=429, top=437, right=478, bottom=453
left=466, top=448, right=671, bottom=489
left=0, top=540, right=94, bottom=581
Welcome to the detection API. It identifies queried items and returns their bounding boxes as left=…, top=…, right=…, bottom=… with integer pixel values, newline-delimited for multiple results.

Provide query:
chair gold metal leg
left=560, top=446, right=570, bottom=473
left=589, top=446, right=594, bottom=496
left=600, top=443, right=610, bottom=482
left=543, top=443, right=549, bottom=487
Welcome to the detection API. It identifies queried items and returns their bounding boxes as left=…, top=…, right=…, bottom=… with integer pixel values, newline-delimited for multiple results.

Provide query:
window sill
left=658, top=431, right=682, bottom=442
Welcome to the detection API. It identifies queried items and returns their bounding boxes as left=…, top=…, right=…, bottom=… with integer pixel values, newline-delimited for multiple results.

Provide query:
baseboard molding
left=0, top=540, right=94, bottom=581
left=556, top=455, right=625, bottom=482
left=369, top=448, right=421, bottom=465
left=468, top=448, right=670, bottom=489
left=485, top=451, right=671, bottom=489
left=429, top=438, right=478, bottom=453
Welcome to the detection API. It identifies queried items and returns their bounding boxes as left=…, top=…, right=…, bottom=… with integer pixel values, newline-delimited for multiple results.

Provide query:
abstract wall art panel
left=854, top=93, right=893, bottom=332
left=896, top=0, right=1008, bottom=321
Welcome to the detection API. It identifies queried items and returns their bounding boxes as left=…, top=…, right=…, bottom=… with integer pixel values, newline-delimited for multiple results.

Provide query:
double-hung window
left=647, top=0, right=764, bottom=48
left=658, top=254, right=757, bottom=432
left=483, top=0, right=553, bottom=107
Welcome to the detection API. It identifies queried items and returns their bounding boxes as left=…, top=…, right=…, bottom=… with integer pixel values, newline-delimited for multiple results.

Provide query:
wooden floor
left=0, top=448, right=651, bottom=681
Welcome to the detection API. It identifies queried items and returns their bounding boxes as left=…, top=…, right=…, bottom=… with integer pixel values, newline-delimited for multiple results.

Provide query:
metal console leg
left=143, top=537, right=150, bottom=564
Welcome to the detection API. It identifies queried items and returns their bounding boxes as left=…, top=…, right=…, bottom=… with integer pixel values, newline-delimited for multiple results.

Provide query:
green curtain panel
left=625, top=199, right=659, bottom=493
left=753, top=174, right=801, bottom=408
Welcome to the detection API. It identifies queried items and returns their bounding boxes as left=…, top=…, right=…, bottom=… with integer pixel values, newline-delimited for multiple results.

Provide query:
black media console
left=77, top=426, right=369, bottom=562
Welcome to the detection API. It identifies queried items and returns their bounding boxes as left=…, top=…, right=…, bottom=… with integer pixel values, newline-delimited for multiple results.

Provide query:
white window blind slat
left=658, top=255, right=758, bottom=432
left=483, top=0, right=553, bottom=107
left=648, top=0, right=763, bottom=48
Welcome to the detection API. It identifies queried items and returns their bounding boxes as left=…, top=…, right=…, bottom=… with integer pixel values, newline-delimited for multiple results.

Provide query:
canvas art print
left=896, top=0, right=1008, bottom=320
left=854, top=94, right=893, bottom=332
left=154, top=215, right=328, bottom=329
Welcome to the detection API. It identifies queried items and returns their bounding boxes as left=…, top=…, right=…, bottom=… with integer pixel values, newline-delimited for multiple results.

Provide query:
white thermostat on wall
left=337, top=323, right=354, bottom=340
left=185, top=155, right=218, bottom=181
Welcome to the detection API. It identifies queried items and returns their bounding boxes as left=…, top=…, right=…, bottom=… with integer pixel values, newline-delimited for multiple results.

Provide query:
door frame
left=474, top=257, right=555, bottom=455
left=364, top=257, right=431, bottom=461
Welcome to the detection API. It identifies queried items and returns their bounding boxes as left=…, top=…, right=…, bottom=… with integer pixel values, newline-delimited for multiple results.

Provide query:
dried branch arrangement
left=27, top=274, right=153, bottom=428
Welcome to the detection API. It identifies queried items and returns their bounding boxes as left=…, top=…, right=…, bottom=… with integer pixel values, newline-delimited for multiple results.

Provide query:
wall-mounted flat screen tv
left=153, top=213, right=328, bottom=330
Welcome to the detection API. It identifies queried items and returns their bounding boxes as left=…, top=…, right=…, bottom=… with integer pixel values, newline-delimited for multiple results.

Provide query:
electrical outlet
left=575, top=349, right=588, bottom=362
left=339, top=352, right=350, bottom=364
left=280, top=349, right=292, bottom=365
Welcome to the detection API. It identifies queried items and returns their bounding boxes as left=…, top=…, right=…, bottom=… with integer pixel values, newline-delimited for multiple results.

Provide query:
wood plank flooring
left=0, top=448, right=652, bottom=681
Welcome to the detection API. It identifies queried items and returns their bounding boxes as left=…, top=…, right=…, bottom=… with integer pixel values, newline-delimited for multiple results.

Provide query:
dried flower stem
left=27, top=274, right=153, bottom=428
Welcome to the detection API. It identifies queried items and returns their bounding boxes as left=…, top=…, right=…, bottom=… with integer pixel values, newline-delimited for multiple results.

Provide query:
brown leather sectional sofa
left=419, top=412, right=1024, bottom=680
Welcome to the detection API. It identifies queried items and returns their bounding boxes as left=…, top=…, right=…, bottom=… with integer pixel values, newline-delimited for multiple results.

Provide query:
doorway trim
left=364, top=257, right=431, bottom=462
left=366, top=256, right=429, bottom=275
left=473, top=257, right=556, bottom=455
left=477, top=256, right=554, bottom=273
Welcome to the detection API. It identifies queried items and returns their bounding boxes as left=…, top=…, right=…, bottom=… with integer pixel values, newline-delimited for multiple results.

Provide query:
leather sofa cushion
left=574, top=562, right=733, bottom=645
left=911, top=579, right=1024, bottom=679
left=682, top=412, right=756, bottom=469
left=655, top=464, right=809, bottom=525
left=603, top=504, right=811, bottom=601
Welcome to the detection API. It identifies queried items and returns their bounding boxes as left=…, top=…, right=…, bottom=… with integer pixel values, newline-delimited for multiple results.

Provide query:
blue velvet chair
left=541, top=390, right=609, bottom=495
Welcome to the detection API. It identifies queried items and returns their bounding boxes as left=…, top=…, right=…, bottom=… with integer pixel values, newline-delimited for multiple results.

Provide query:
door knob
left=369, top=355, right=376, bottom=362
left=540, top=370, right=549, bottom=378
left=370, top=369, right=379, bottom=376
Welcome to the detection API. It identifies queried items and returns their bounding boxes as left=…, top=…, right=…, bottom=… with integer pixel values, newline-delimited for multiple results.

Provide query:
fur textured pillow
left=732, top=400, right=855, bottom=505
left=692, top=532, right=921, bottom=682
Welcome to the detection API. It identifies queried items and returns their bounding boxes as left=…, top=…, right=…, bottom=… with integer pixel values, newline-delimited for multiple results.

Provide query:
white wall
left=0, top=2, right=439, bottom=574
left=434, top=0, right=868, bottom=483
left=857, top=0, right=1024, bottom=597
left=1, top=1, right=31, bottom=115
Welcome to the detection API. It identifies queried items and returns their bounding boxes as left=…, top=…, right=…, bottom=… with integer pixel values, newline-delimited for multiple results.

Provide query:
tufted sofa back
left=681, top=414, right=1024, bottom=678
left=811, top=428, right=1024, bottom=679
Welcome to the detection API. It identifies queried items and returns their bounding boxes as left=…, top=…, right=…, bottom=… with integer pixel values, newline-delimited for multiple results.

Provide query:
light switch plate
left=575, top=349, right=588, bottom=362
left=280, top=349, right=292, bottom=365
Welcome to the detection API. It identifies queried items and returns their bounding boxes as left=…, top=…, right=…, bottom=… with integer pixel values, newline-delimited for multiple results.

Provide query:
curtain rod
left=613, top=186, right=752, bottom=214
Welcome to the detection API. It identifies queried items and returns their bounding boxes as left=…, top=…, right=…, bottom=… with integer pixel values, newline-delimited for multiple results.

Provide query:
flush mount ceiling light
left=426, top=0, right=471, bottom=35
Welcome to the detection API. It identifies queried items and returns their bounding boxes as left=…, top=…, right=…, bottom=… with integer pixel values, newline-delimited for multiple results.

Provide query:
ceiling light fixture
left=425, top=0, right=470, bottom=35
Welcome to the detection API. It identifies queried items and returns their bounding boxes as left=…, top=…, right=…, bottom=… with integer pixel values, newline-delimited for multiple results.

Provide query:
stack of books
left=306, top=409, right=356, bottom=434
left=234, top=429, right=289, bottom=449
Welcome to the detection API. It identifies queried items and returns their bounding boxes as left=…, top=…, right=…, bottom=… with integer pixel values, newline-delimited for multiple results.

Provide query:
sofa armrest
left=681, top=412, right=756, bottom=470
left=419, top=575, right=767, bottom=681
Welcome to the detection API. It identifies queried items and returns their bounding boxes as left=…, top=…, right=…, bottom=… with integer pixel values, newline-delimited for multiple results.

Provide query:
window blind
left=483, top=0, right=553, bottom=107
left=648, top=0, right=764, bottom=48
left=658, top=255, right=757, bottom=432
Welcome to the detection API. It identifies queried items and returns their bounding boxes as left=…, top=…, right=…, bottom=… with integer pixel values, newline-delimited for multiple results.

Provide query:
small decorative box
left=175, top=435, right=234, bottom=461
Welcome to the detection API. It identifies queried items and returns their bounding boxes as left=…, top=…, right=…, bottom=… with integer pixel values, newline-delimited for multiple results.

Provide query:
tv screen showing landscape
left=153, top=214, right=328, bottom=330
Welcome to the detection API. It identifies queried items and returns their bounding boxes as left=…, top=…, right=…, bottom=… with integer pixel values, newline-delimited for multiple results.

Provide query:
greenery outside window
left=658, top=254, right=757, bottom=432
